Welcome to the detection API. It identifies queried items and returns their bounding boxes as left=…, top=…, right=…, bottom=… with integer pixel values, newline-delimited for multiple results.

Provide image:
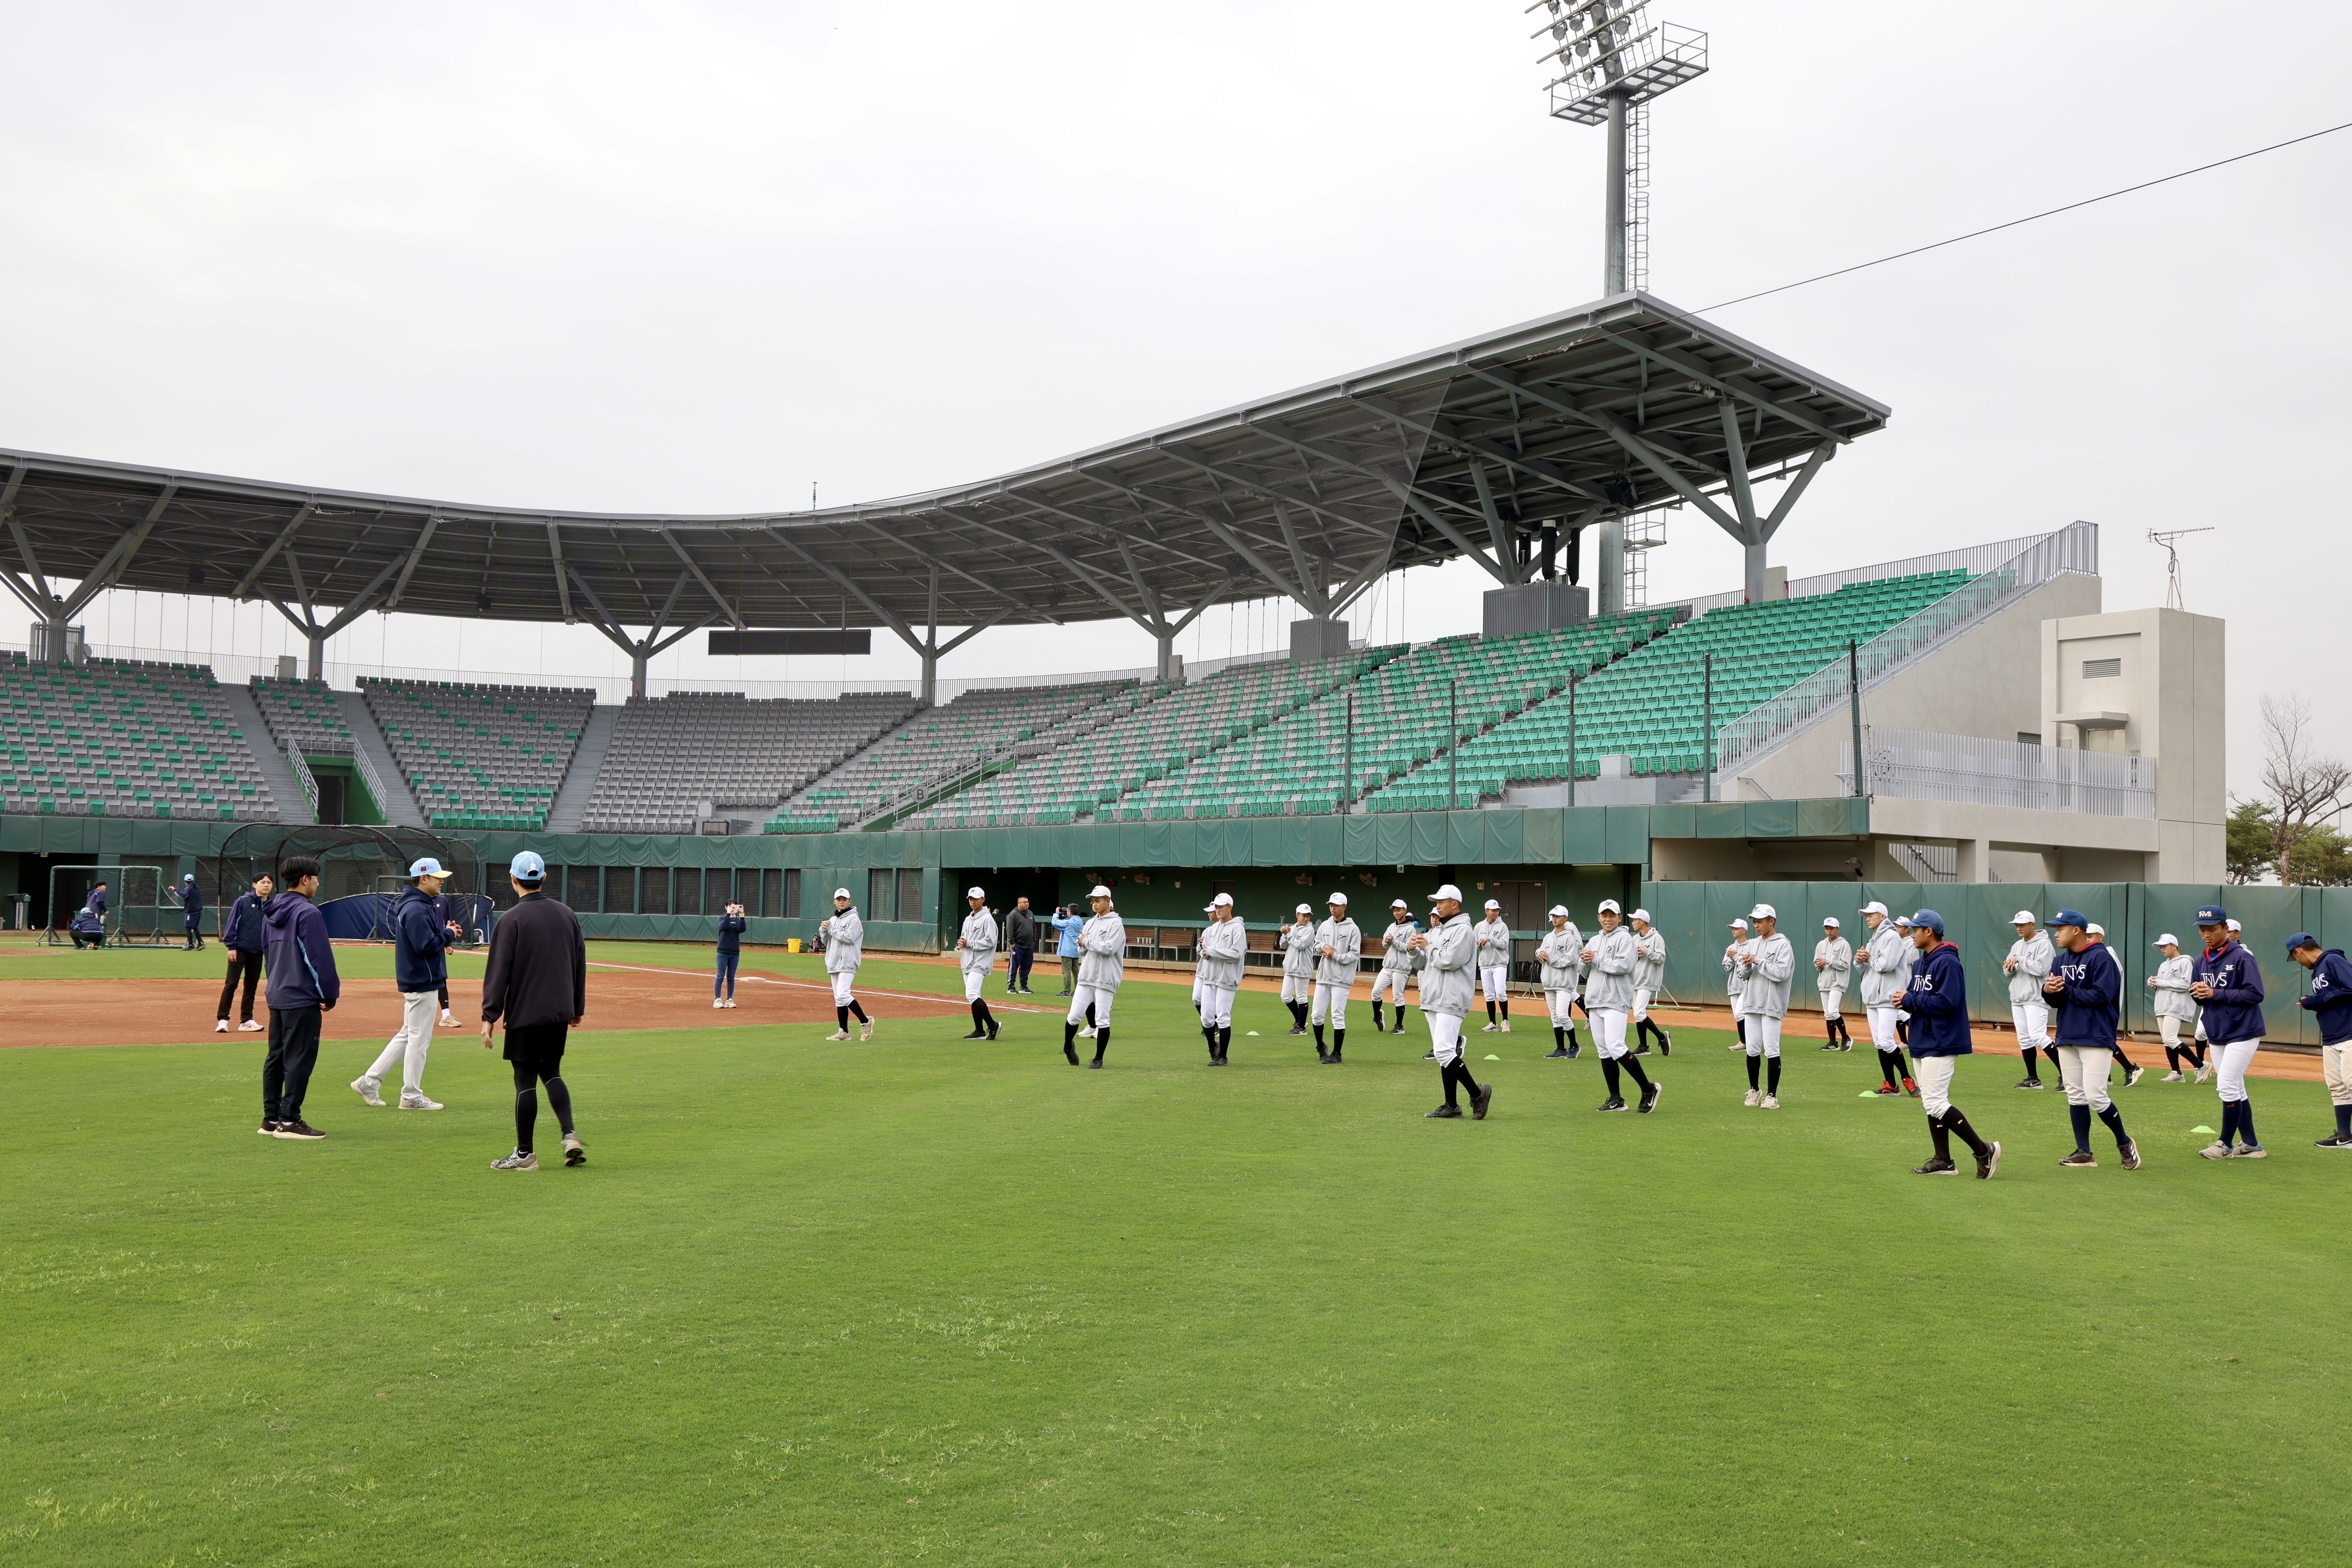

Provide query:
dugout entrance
left=216, top=825, right=487, bottom=945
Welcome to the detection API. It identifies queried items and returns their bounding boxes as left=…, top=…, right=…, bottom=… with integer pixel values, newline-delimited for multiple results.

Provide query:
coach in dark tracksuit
left=1894, top=908, right=1999, bottom=1179
left=2042, top=911, right=2139, bottom=1169
left=2289, top=933, right=2352, bottom=1148
left=480, top=850, right=588, bottom=1171
left=178, top=874, right=206, bottom=950
left=216, top=873, right=272, bottom=1032
left=260, top=857, right=338, bottom=1139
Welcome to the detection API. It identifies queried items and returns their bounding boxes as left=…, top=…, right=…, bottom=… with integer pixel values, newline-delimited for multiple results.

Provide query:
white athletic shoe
left=399, top=1094, right=443, bottom=1111
left=491, top=1150, right=538, bottom=1171
left=439, top=1011, right=458, bottom=1027
left=1743, top=1088, right=1761, bottom=1107
left=724, top=998, right=738, bottom=1009
left=713, top=998, right=725, bottom=1009
left=238, top=1019, right=264, bottom=1032
left=2194, top=1064, right=2213, bottom=1084
left=1761, top=1094, right=1779, bottom=1110
left=859, top=1019, right=876, bottom=1042
left=1500, top=1020, right=1512, bottom=1034
left=1479, top=1022, right=1500, bottom=1034
left=824, top=1028, right=852, bottom=1042
left=351, top=1076, right=385, bottom=1107
left=213, top=1019, right=229, bottom=1034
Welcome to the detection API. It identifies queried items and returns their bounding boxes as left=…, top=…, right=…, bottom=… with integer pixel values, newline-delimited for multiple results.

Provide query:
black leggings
left=512, top=1063, right=575, bottom=1155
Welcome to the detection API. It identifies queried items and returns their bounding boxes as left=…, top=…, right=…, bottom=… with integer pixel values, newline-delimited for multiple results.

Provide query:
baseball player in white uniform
left=2002, top=911, right=2055, bottom=1089
left=1370, top=898, right=1416, bottom=1035
left=1722, top=917, right=1752, bottom=1050
left=1859, top=901, right=1916, bottom=1095
left=1062, top=885, right=1125, bottom=1068
left=1738, top=903, right=1796, bottom=1108
left=1476, top=899, right=1513, bottom=1032
left=2148, top=932, right=2207, bottom=1081
left=1814, top=916, right=1853, bottom=1050
left=1197, top=892, right=1246, bottom=1066
left=955, top=887, right=1001, bottom=1041
left=1411, top=884, right=1491, bottom=1120
left=1280, top=906, right=1317, bottom=1035
left=1583, top=898, right=1660, bottom=1113
left=1537, top=906, right=1584, bottom=1059
left=818, top=888, right=872, bottom=1042
left=1310, top=894, right=1361, bottom=1063
left=1631, top=908, right=1671, bottom=1055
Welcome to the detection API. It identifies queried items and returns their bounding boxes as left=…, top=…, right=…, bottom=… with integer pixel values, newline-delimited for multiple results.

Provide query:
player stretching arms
left=1311, top=894, right=1360, bottom=1064
left=1064, top=886, right=1126, bottom=1068
left=1538, top=906, right=1584, bottom=1060
left=1197, top=893, right=1246, bottom=1065
left=1630, top=908, right=1671, bottom=1055
left=1370, top=899, right=1415, bottom=1036
left=1411, top=885, right=1491, bottom=1120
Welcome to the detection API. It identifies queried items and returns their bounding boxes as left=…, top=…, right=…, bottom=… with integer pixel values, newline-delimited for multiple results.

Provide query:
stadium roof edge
left=0, top=291, right=1890, bottom=639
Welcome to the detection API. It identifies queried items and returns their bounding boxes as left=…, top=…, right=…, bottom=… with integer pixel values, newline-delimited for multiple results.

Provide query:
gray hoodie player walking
left=1311, top=895, right=1361, bottom=1063
left=1062, top=885, right=1125, bottom=1068
left=1410, top=885, right=1491, bottom=1120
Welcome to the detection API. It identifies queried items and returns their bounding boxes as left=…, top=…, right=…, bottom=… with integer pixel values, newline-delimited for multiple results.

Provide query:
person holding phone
left=715, top=899, right=747, bottom=1009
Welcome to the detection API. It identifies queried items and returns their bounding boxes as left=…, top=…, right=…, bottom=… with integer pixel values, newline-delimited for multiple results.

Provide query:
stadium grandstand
left=0, top=290, right=2226, bottom=963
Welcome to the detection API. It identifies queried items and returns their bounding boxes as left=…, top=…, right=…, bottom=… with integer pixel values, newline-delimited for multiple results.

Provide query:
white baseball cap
left=1328, top=892, right=1348, bottom=906
left=2087, top=923, right=2106, bottom=938
left=1431, top=883, right=1463, bottom=902
left=965, top=885, right=986, bottom=899
left=1750, top=902, right=1776, bottom=920
left=1484, top=898, right=1502, bottom=910
left=1089, top=884, right=1112, bottom=898
left=1548, top=904, right=1569, bottom=917
left=1729, top=917, right=1749, bottom=930
left=1210, top=892, right=1233, bottom=907
left=1597, top=898, right=1622, bottom=914
left=832, top=887, right=853, bottom=901
left=1861, top=900, right=1889, bottom=917
left=1295, top=903, right=1312, bottom=915
left=2228, top=918, right=2242, bottom=932
left=1630, top=907, right=1650, bottom=921
left=1823, top=915, right=1841, bottom=928
left=2154, top=932, right=2179, bottom=947
left=1391, top=898, right=1409, bottom=909
left=1894, top=915, right=1913, bottom=928
left=2011, top=910, right=2037, bottom=925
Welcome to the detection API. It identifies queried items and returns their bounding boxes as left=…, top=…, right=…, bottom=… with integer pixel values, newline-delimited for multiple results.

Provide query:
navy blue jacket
left=716, top=912, right=747, bottom=955
left=2047, top=939, right=2122, bottom=1049
left=2196, top=940, right=2266, bottom=1045
left=179, top=881, right=204, bottom=925
left=223, top=891, right=269, bottom=954
left=70, top=894, right=104, bottom=934
left=1901, top=942, right=1973, bottom=1056
left=391, top=885, right=453, bottom=992
left=2297, top=948, right=2352, bottom=1046
left=264, top=892, right=341, bottom=1010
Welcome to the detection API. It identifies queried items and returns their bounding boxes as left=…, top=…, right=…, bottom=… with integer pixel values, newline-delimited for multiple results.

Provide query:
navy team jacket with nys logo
left=2195, top=940, right=2267, bottom=1046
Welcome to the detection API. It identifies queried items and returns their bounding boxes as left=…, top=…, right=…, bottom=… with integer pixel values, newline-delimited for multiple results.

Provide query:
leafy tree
left=2226, top=799, right=2275, bottom=884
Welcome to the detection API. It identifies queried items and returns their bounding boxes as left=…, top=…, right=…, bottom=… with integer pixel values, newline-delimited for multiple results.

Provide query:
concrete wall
left=2043, top=607, right=2226, bottom=883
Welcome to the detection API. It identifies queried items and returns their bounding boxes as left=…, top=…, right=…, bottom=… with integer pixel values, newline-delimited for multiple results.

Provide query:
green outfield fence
left=6, top=802, right=2339, bottom=1045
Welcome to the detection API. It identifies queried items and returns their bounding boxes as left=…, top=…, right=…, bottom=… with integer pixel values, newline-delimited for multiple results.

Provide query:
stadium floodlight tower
left=1531, top=0, right=1708, bottom=296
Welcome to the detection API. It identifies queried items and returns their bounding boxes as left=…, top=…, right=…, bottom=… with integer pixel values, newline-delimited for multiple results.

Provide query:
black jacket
left=481, top=894, right=586, bottom=1029
left=1006, top=908, right=1039, bottom=949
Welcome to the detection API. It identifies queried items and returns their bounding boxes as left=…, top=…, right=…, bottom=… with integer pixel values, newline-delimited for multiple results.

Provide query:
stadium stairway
left=220, top=683, right=315, bottom=827
left=332, top=690, right=426, bottom=827
left=545, top=705, right=620, bottom=834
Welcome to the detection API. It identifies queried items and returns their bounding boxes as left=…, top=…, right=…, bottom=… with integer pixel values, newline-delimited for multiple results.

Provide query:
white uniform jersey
left=1633, top=928, right=1666, bottom=991
left=1313, top=917, right=1361, bottom=987
left=2150, top=952, right=2199, bottom=1020
left=957, top=909, right=999, bottom=974
left=821, top=908, right=863, bottom=974
left=1076, top=912, right=1126, bottom=990
left=1859, top=923, right=1908, bottom=1006
left=1814, top=936, right=1852, bottom=996
left=1584, top=925, right=1640, bottom=1010
left=1537, top=926, right=1583, bottom=990
left=1379, top=920, right=1418, bottom=971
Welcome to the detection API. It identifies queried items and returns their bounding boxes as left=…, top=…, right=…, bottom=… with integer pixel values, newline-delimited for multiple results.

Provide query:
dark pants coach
left=219, top=951, right=264, bottom=1024
left=262, top=1005, right=323, bottom=1125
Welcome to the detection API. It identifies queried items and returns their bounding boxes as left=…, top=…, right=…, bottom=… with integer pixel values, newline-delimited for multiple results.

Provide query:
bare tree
left=2259, top=694, right=2352, bottom=885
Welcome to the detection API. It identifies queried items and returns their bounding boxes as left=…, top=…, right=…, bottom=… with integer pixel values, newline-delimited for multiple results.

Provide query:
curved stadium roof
left=0, top=292, right=1886, bottom=651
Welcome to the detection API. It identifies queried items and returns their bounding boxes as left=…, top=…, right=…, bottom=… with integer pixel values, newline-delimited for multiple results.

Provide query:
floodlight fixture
left=1525, top=0, right=1707, bottom=296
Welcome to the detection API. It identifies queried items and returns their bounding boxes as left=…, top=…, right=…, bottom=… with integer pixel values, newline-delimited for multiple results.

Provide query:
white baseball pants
left=1589, top=1006, right=1629, bottom=1059
left=1281, top=973, right=1312, bottom=1004
left=1631, top=986, right=1652, bottom=1023
left=1868, top=1004, right=1901, bottom=1050
left=1426, top=1010, right=1464, bottom=1064
left=1913, top=1054, right=1957, bottom=1117
left=2057, top=1044, right=2113, bottom=1112
left=2010, top=1002, right=2050, bottom=1046
left=1310, top=981, right=1349, bottom=1028
left=363, top=990, right=439, bottom=1100
left=1200, top=983, right=1236, bottom=1030
left=1067, top=983, right=1116, bottom=1028
left=961, top=968, right=988, bottom=1002
left=1819, top=986, right=1843, bottom=1023
left=1370, top=967, right=1410, bottom=1007
left=2323, top=1042, right=2352, bottom=1106
left=1743, top=1014, right=1784, bottom=1058
left=2213, top=1037, right=2261, bottom=1103
left=830, top=970, right=858, bottom=1006
left=1480, top=965, right=1509, bottom=1006
left=1545, top=988, right=1578, bottom=1028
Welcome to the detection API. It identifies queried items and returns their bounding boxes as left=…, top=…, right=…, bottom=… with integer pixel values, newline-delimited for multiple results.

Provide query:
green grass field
left=5, top=943, right=2347, bottom=1566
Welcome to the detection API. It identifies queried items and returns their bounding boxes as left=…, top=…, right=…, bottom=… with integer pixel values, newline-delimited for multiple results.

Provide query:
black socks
left=1440, top=1055, right=1481, bottom=1106
left=1372, top=1002, right=1385, bottom=1029
left=1331, top=1030, right=1344, bottom=1061
left=1766, top=1056, right=1781, bottom=1095
left=1928, top=1112, right=1952, bottom=1162
left=1553, top=1026, right=1566, bottom=1050
left=849, top=1000, right=869, bottom=1023
left=1619, top=1054, right=1652, bottom=1091
left=836, top=1005, right=849, bottom=1029
left=1878, top=1050, right=1904, bottom=1091
left=1092, top=1028, right=1110, bottom=1065
left=1747, top=1054, right=1762, bottom=1090
left=1943, top=1106, right=1990, bottom=1159
left=2069, top=1103, right=2093, bottom=1151
left=1486, top=1001, right=1498, bottom=1025
left=2096, top=1104, right=2129, bottom=1150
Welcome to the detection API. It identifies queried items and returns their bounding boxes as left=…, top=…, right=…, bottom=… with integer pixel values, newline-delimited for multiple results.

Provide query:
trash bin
left=787, top=938, right=801, bottom=955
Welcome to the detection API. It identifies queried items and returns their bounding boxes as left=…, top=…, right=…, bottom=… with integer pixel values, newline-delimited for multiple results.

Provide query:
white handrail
left=283, top=740, right=319, bottom=820
left=1840, top=725, right=2156, bottom=819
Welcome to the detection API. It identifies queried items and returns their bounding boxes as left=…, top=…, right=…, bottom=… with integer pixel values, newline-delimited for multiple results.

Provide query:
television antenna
left=1527, top=1, right=1708, bottom=294
left=2147, top=527, right=2212, bottom=611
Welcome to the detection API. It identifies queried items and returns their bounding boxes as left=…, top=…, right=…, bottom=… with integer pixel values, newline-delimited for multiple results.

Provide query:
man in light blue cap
left=353, top=857, right=461, bottom=1111
left=481, top=850, right=587, bottom=1171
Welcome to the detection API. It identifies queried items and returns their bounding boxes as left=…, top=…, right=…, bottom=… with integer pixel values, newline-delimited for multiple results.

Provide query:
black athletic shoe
left=1426, top=1104, right=1464, bottom=1119
left=1638, top=1081, right=1661, bottom=1115
left=1087, top=1058, right=1104, bottom=1070
left=1597, top=1096, right=1628, bottom=1112
left=2315, top=1133, right=2352, bottom=1149
left=1063, top=1043, right=1080, bottom=1066
left=1633, top=1043, right=1650, bottom=1055
left=1545, top=1046, right=1570, bottom=1059
left=1423, top=1049, right=1436, bottom=1060
left=1391, top=1022, right=1406, bottom=1036
left=1912, top=1156, right=1959, bottom=1175
left=2059, top=1149, right=2097, bottom=1168
left=962, top=1028, right=988, bottom=1040
left=986, top=1021, right=1000, bottom=1041
left=2014, top=1078, right=2043, bottom=1090
left=1657, top=1030, right=1672, bottom=1057
left=274, top=1120, right=326, bottom=1141
left=1566, top=1043, right=1581, bottom=1059
left=2119, top=1138, right=2141, bottom=1170
left=1471, top=1084, right=1493, bottom=1120
left=1322, top=1052, right=1343, bottom=1066
left=1316, top=1047, right=1331, bottom=1064
left=256, top=1119, right=278, bottom=1135
left=2123, top=1064, right=2145, bottom=1088
left=1820, top=1041, right=1841, bottom=1052
left=1288, top=1026, right=1307, bottom=1037
left=1976, top=1141, right=2002, bottom=1180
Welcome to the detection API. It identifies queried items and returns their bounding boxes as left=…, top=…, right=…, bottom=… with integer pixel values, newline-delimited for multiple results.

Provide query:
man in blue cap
left=480, top=850, right=587, bottom=1171
left=2287, top=933, right=2352, bottom=1148
left=2041, top=910, right=2140, bottom=1169
left=351, top=858, right=461, bottom=1112
left=2190, top=905, right=2267, bottom=1159
left=177, top=873, right=206, bottom=951
left=1892, top=908, right=2000, bottom=1178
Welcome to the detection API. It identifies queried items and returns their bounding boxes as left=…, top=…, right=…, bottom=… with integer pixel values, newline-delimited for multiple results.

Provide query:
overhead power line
left=1702, top=118, right=2352, bottom=313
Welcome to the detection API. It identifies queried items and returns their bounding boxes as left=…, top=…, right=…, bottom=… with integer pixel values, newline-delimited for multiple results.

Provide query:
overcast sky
left=1, top=0, right=2345, bottom=795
